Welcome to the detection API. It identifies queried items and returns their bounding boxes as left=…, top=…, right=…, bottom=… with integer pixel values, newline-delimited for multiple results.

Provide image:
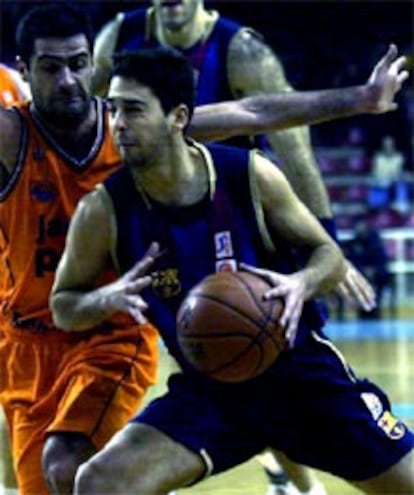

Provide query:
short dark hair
left=15, top=4, right=94, bottom=66
left=112, top=47, right=196, bottom=121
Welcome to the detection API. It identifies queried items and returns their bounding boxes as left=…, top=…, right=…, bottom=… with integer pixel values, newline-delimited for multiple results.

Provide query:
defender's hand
left=365, top=44, right=409, bottom=113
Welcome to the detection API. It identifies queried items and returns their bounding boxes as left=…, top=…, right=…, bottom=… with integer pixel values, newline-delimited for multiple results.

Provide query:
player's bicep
left=92, top=14, right=124, bottom=94
left=228, top=29, right=293, bottom=97
left=253, top=153, right=329, bottom=247
left=53, top=189, right=112, bottom=293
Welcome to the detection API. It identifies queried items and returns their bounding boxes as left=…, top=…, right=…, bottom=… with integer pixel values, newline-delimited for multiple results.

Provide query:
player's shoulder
left=228, top=25, right=270, bottom=57
left=94, top=12, right=126, bottom=56
left=75, top=185, right=110, bottom=224
left=251, top=150, right=287, bottom=185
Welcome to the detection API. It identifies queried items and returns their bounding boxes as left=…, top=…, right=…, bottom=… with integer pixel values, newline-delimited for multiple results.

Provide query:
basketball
left=176, top=271, right=286, bottom=383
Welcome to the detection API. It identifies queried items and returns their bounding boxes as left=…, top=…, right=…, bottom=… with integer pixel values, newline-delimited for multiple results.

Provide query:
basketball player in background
left=51, top=47, right=414, bottom=495
left=0, top=3, right=408, bottom=495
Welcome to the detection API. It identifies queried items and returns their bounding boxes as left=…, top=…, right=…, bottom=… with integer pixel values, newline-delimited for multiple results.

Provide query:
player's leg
left=0, top=412, right=18, bottom=495
left=74, top=422, right=204, bottom=494
left=42, top=433, right=96, bottom=495
left=42, top=323, right=159, bottom=495
left=275, top=332, right=414, bottom=495
left=259, top=450, right=326, bottom=495
left=350, top=449, right=414, bottom=494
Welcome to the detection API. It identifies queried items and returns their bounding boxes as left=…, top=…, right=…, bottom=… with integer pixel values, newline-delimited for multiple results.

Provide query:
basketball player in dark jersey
left=51, top=47, right=414, bottom=495
left=92, top=2, right=378, bottom=492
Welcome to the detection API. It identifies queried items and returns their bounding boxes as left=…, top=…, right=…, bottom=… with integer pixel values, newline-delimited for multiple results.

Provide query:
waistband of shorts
left=0, top=314, right=117, bottom=343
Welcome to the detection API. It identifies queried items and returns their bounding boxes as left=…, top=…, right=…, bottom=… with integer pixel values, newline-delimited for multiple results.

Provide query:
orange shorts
left=0, top=321, right=159, bottom=495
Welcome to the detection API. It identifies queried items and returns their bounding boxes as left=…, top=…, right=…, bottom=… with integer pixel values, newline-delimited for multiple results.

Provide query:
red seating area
left=318, top=146, right=413, bottom=231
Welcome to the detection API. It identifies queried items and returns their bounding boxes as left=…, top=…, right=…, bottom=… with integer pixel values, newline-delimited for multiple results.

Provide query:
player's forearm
left=302, top=243, right=346, bottom=299
left=243, top=84, right=382, bottom=132
left=51, top=286, right=118, bottom=331
left=266, top=127, right=332, bottom=218
left=190, top=84, right=377, bottom=143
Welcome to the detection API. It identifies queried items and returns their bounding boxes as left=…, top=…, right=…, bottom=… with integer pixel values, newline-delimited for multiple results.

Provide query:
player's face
left=26, top=34, right=93, bottom=127
left=108, top=76, right=172, bottom=168
left=152, top=0, right=202, bottom=31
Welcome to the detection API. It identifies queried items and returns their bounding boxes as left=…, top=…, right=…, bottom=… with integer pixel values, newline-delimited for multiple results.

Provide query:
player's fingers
left=125, top=275, right=153, bottom=294
left=380, top=43, right=398, bottom=67
left=239, top=263, right=279, bottom=285
left=127, top=247, right=159, bottom=279
left=397, top=70, right=409, bottom=85
left=126, top=296, right=149, bottom=324
left=354, top=284, right=377, bottom=311
left=335, top=282, right=352, bottom=303
left=128, top=308, right=148, bottom=325
left=239, top=262, right=266, bottom=276
left=391, top=55, right=408, bottom=74
left=280, top=298, right=302, bottom=348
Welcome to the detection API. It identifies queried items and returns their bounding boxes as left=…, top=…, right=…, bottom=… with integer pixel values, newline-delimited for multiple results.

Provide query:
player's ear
left=169, top=104, right=189, bottom=133
left=15, top=56, right=29, bottom=82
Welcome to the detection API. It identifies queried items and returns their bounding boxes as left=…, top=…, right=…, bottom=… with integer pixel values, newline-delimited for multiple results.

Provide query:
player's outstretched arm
left=189, top=44, right=408, bottom=142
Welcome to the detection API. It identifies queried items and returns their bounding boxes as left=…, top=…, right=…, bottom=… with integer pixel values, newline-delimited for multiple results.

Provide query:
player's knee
left=43, top=456, right=76, bottom=493
left=74, top=459, right=106, bottom=495
left=42, top=434, right=95, bottom=493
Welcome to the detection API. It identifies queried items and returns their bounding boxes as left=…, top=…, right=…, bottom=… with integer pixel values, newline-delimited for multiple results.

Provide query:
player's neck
left=155, top=8, right=217, bottom=49
left=31, top=100, right=97, bottom=158
left=32, top=100, right=96, bottom=142
left=131, top=142, right=209, bottom=207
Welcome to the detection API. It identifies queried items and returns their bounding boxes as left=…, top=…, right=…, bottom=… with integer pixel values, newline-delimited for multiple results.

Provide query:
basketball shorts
left=0, top=322, right=159, bottom=495
left=134, top=330, right=413, bottom=482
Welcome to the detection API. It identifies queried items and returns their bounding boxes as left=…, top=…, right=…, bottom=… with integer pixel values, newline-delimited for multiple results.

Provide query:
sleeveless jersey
left=0, top=99, right=120, bottom=330
left=115, top=8, right=238, bottom=106
left=0, top=64, right=24, bottom=107
left=103, top=142, right=325, bottom=376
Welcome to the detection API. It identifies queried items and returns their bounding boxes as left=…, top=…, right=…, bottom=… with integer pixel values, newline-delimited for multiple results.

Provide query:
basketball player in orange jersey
left=50, top=47, right=413, bottom=495
left=0, top=3, right=408, bottom=495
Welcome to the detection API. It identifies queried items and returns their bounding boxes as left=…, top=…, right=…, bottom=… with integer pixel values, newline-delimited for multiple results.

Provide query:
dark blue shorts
left=133, top=331, right=413, bottom=481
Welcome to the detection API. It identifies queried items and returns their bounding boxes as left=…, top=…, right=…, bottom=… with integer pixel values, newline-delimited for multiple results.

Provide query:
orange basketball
left=176, top=271, right=286, bottom=383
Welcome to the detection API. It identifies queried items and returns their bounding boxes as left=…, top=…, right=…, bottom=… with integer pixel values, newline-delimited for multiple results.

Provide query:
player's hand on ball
left=104, top=242, right=159, bottom=324
left=239, top=263, right=306, bottom=349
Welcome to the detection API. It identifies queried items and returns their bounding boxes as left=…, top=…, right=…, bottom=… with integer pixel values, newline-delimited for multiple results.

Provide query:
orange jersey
left=0, top=98, right=120, bottom=330
left=0, top=64, right=25, bottom=107
left=0, top=99, right=159, bottom=495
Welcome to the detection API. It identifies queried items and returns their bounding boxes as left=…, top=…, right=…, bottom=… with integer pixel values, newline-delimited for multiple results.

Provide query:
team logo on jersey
left=377, top=411, right=406, bottom=440
left=30, top=181, right=57, bottom=202
left=214, top=231, right=233, bottom=259
left=151, top=268, right=181, bottom=298
left=361, top=392, right=383, bottom=420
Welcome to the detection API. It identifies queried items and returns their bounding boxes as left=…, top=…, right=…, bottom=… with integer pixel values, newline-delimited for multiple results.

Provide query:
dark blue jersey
left=103, top=142, right=325, bottom=379
left=115, top=8, right=238, bottom=106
